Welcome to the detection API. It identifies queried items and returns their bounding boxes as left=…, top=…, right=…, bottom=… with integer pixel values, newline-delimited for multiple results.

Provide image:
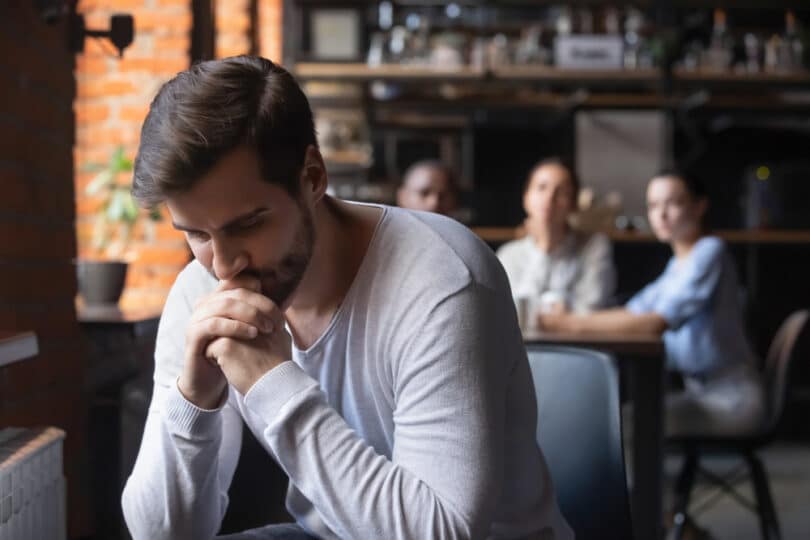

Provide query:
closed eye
left=225, top=215, right=265, bottom=235
left=187, top=230, right=210, bottom=241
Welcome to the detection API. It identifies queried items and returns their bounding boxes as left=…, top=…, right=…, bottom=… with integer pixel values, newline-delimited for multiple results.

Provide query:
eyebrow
left=172, top=207, right=269, bottom=233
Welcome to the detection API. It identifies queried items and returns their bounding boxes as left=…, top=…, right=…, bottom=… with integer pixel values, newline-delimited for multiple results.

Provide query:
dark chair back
left=762, top=309, right=810, bottom=435
left=527, top=345, right=633, bottom=540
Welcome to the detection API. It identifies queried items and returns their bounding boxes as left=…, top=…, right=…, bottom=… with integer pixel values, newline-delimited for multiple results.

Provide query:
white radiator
left=0, top=427, right=66, bottom=540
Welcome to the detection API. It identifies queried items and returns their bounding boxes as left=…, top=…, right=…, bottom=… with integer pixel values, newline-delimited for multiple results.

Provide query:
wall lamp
left=34, top=0, right=134, bottom=58
left=70, top=13, right=134, bottom=57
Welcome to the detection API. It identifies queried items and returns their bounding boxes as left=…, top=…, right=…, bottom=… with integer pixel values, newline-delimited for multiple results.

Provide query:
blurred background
left=2, top=1, right=810, bottom=539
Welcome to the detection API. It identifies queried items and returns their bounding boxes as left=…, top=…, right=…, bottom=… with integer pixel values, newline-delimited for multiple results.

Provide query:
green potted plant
left=78, top=146, right=161, bottom=306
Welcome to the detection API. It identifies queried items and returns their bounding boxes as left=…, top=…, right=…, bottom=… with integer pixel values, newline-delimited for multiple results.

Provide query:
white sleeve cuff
left=164, top=380, right=224, bottom=439
left=243, top=361, right=319, bottom=423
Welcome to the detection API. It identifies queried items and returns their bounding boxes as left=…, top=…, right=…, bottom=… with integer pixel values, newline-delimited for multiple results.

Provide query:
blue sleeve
left=636, top=238, right=724, bottom=329
left=626, top=278, right=662, bottom=314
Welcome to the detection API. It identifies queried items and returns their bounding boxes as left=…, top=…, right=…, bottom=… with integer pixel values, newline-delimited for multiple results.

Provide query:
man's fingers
left=188, top=317, right=262, bottom=355
left=205, top=336, right=236, bottom=364
left=192, top=293, right=275, bottom=331
left=218, top=272, right=260, bottom=293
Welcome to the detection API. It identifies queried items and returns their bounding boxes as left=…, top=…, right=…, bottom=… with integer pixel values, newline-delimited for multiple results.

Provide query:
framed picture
left=309, top=8, right=362, bottom=61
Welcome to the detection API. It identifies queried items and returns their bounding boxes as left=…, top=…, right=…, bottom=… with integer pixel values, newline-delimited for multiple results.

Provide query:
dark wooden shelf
left=295, top=63, right=810, bottom=107
left=472, top=227, right=810, bottom=244
left=295, top=63, right=485, bottom=82
left=492, top=65, right=659, bottom=84
left=295, top=63, right=663, bottom=84
left=673, top=68, right=810, bottom=87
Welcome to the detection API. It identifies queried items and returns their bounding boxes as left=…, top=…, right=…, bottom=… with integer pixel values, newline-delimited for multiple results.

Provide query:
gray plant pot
left=77, top=260, right=129, bottom=306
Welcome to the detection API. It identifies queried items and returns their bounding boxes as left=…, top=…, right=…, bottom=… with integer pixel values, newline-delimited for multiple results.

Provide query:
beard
left=261, top=206, right=314, bottom=307
left=229, top=204, right=316, bottom=308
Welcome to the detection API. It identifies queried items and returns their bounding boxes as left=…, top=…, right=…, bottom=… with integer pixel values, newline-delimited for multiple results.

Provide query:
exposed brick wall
left=74, top=1, right=284, bottom=311
left=75, top=0, right=192, bottom=310
left=259, top=0, right=283, bottom=63
left=216, top=0, right=283, bottom=61
left=0, top=2, right=91, bottom=536
left=216, top=0, right=252, bottom=58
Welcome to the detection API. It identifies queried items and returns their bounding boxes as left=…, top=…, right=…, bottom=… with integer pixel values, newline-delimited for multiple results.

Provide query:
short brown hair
left=132, top=56, right=317, bottom=208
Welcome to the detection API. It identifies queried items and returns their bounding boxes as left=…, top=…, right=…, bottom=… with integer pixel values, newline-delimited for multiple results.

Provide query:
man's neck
left=285, top=197, right=381, bottom=349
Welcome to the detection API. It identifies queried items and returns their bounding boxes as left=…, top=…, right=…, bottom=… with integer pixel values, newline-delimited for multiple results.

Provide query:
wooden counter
left=472, top=227, right=810, bottom=245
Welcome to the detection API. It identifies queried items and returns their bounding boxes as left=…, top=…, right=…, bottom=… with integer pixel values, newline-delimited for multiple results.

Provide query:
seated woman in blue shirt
left=538, top=171, right=764, bottom=437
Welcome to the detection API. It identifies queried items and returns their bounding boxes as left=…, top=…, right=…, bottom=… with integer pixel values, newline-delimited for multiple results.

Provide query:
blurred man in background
left=396, top=159, right=459, bottom=216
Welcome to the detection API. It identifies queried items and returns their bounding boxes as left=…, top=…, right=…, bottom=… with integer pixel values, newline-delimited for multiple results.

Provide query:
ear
left=299, top=145, right=328, bottom=204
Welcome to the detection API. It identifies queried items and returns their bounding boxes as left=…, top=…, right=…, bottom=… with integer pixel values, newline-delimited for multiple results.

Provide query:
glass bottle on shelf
left=784, top=10, right=804, bottom=72
left=704, top=8, right=733, bottom=72
left=576, top=7, right=594, bottom=35
left=623, top=8, right=645, bottom=69
left=407, top=14, right=431, bottom=66
left=743, top=33, right=762, bottom=74
left=603, top=7, right=621, bottom=36
left=554, top=6, right=573, bottom=38
left=368, top=1, right=394, bottom=67
left=367, top=33, right=385, bottom=67
left=378, top=1, right=393, bottom=32
left=388, top=26, right=409, bottom=64
left=764, top=34, right=783, bottom=73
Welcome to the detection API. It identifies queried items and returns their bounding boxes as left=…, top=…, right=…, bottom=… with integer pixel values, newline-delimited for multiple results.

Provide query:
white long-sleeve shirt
left=121, top=206, right=572, bottom=540
left=496, top=232, right=616, bottom=313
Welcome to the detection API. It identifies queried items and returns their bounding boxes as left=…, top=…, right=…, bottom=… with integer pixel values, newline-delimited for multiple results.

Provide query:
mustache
left=237, top=268, right=268, bottom=281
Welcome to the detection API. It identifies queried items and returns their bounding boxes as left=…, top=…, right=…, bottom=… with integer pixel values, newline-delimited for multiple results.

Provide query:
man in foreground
left=121, top=55, right=571, bottom=540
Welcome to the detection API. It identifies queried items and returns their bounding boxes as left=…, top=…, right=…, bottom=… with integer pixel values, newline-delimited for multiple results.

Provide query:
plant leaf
left=81, top=162, right=106, bottom=173
left=92, top=214, right=110, bottom=252
left=111, top=146, right=134, bottom=173
left=107, top=189, right=126, bottom=221
left=85, top=170, right=113, bottom=196
left=148, top=207, right=163, bottom=222
left=122, top=192, right=139, bottom=223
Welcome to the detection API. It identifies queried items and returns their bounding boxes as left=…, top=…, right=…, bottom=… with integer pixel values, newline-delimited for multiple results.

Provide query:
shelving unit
left=472, top=226, right=810, bottom=245
left=296, top=62, right=485, bottom=81
left=286, top=0, right=810, bottom=227
left=297, top=61, right=810, bottom=83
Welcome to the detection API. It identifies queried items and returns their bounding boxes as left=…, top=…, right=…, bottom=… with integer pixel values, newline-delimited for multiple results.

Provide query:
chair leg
left=746, top=453, right=781, bottom=540
left=671, top=452, right=699, bottom=540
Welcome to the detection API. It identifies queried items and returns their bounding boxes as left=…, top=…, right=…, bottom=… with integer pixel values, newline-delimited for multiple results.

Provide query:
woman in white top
left=497, top=158, right=616, bottom=314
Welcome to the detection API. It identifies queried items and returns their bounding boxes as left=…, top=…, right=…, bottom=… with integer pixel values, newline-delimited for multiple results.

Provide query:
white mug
left=514, top=296, right=530, bottom=331
left=538, top=290, right=567, bottom=314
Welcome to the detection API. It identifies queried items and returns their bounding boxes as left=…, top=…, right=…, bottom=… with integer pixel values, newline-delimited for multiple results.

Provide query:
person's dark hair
left=132, top=55, right=317, bottom=208
left=400, top=159, right=457, bottom=191
left=652, top=169, right=708, bottom=200
left=523, top=157, right=580, bottom=198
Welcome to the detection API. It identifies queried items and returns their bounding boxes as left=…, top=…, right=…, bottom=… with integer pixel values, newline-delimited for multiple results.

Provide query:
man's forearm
left=121, top=384, right=236, bottom=540
left=245, top=363, right=489, bottom=540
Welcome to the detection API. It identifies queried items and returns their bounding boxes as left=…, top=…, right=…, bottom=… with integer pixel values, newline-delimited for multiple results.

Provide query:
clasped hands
left=178, top=275, right=291, bottom=409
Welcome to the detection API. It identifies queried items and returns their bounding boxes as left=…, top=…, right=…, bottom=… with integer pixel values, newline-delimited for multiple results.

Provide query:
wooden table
left=78, top=305, right=162, bottom=540
left=523, top=330, right=665, bottom=540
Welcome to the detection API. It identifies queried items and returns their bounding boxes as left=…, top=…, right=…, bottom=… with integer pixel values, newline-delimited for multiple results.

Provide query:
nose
left=211, top=238, right=248, bottom=281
